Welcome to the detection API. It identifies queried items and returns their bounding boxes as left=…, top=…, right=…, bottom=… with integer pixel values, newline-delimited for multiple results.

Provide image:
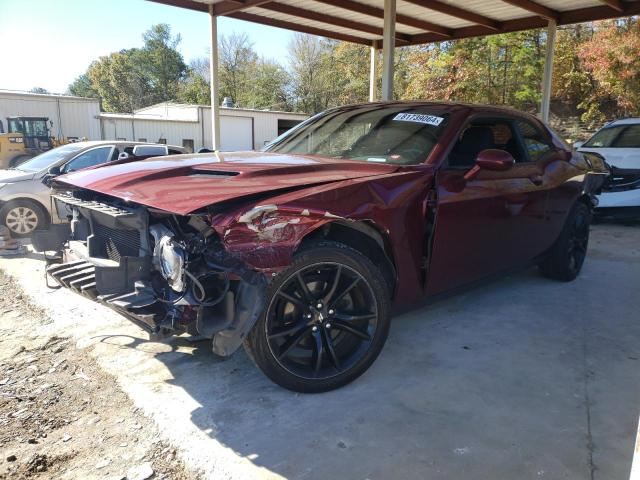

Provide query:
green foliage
left=70, top=24, right=186, bottom=112
left=68, top=19, right=640, bottom=123
left=67, top=74, right=99, bottom=99
left=29, top=87, right=49, bottom=94
left=578, top=18, right=640, bottom=123
left=403, top=31, right=544, bottom=110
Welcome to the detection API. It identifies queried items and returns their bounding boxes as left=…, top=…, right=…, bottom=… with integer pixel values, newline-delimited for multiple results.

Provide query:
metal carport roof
left=150, top=0, right=640, bottom=46
left=147, top=0, right=640, bottom=149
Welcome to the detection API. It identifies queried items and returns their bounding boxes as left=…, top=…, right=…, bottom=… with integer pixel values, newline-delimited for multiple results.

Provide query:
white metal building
left=0, top=89, right=101, bottom=141
left=98, top=103, right=308, bottom=152
left=0, top=91, right=308, bottom=152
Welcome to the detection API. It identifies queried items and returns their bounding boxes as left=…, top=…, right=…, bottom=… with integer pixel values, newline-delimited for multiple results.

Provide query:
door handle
left=529, top=175, right=543, bottom=186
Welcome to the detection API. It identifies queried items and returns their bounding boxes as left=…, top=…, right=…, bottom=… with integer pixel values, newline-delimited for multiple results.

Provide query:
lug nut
left=316, top=303, right=323, bottom=308
left=325, top=323, right=331, bottom=329
left=328, top=309, right=334, bottom=315
left=306, top=313, right=312, bottom=319
left=312, top=326, right=318, bottom=332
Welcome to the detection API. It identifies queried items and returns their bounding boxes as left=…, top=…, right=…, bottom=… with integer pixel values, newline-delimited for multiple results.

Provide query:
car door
left=425, top=116, right=552, bottom=296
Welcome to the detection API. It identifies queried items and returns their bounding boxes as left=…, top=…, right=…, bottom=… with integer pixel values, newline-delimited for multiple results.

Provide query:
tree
left=579, top=19, right=640, bottom=123
left=87, top=50, right=150, bottom=112
left=137, top=24, right=187, bottom=104
left=177, top=47, right=291, bottom=110
left=29, top=87, right=49, bottom=94
left=287, top=34, right=336, bottom=113
left=246, top=59, right=291, bottom=109
left=67, top=23, right=186, bottom=112
left=218, top=33, right=259, bottom=106
left=178, top=58, right=211, bottom=105
left=67, top=74, right=99, bottom=98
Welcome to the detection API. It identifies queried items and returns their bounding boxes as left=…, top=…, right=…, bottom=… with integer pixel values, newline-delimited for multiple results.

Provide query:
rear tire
left=539, top=202, right=591, bottom=281
left=244, top=241, right=391, bottom=393
left=0, top=200, right=49, bottom=238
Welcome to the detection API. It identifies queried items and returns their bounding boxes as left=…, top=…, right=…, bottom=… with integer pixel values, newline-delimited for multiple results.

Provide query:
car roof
left=326, top=101, right=540, bottom=122
left=605, top=118, right=640, bottom=127
left=65, top=140, right=184, bottom=150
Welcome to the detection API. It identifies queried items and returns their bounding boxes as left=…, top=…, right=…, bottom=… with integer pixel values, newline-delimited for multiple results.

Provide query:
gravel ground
left=0, top=271, right=197, bottom=480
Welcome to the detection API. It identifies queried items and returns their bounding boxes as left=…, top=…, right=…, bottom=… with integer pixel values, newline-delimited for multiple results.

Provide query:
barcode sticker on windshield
left=393, top=113, right=444, bottom=126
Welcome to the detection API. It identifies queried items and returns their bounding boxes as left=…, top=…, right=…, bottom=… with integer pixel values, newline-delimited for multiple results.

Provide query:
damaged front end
left=32, top=190, right=266, bottom=357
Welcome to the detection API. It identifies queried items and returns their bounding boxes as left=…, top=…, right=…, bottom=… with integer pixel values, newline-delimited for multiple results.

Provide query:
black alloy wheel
left=566, top=206, right=590, bottom=276
left=244, top=241, right=391, bottom=393
left=540, top=201, right=591, bottom=281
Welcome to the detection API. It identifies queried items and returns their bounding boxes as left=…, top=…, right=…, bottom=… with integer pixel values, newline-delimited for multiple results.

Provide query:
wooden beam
left=212, top=0, right=273, bottom=16
left=402, top=0, right=501, bottom=30
left=314, top=0, right=452, bottom=38
left=500, top=0, right=559, bottom=21
left=598, top=0, right=625, bottom=12
left=228, top=11, right=372, bottom=45
left=258, top=2, right=411, bottom=43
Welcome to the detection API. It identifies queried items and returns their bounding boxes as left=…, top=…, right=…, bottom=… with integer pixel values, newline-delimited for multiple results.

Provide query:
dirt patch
left=0, top=271, right=198, bottom=479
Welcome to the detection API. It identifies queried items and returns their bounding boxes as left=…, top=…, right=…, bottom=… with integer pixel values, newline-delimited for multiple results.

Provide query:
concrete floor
left=1, top=223, right=639, bottom=480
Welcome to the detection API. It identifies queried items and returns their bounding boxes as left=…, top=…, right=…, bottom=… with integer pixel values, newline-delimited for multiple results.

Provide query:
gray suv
left=0, top=141, right=185, bottom=236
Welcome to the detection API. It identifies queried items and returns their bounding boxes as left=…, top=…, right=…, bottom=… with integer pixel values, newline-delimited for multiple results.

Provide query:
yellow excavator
left=0, top=117, right=59, bottom=169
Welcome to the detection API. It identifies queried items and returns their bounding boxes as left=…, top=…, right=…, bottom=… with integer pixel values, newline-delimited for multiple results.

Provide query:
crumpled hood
left=0, top=169, right=37, bottom=183
left=54, top=151, right=402, bottom=215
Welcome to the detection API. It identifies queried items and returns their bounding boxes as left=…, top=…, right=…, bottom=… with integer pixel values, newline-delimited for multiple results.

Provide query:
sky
left=0, top=0, right=293, bottom=94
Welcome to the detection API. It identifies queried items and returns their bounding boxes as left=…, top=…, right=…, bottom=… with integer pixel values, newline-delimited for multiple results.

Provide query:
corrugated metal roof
left=149, top=0, right=640, bottom=45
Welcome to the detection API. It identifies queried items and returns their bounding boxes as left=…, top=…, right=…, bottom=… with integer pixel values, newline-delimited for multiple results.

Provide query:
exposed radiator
left=92, top=223, right=141, bottom=262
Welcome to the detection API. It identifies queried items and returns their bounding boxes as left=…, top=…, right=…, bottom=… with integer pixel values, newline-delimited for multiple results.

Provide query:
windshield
left=265, top=106, right=448, bottom=165
left=15, top=144, right=85, bottom=172
left=584, top=124, right=640, bottom=148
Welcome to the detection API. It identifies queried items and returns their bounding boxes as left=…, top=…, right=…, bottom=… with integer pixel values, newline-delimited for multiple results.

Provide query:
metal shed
left=0, top=91, right=308, bottom=152
left=0, top=89, right=101, bottom=141
left=98, top=102, right=308, bottom=151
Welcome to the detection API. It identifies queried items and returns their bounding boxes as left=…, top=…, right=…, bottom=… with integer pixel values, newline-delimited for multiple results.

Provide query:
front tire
left=0, top=200, right=48, bottom=238
left=244, top=241, right=391, bottom=393
left=540, top=202, right=591, bottom=281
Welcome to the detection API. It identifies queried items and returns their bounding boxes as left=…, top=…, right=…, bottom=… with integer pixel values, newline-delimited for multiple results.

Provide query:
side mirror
left=47, top=165, right=61, bottom=176
left=573, top=141, right=584, bottom=150
left=464, top=149, right=515, bottom=180
left=118, top=152, right=131, bottom=161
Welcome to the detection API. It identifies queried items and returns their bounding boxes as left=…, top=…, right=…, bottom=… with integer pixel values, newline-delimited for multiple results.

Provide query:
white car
left=576, top=118, right=640, bottom=216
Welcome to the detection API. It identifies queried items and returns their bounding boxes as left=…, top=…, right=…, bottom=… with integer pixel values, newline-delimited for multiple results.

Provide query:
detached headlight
left=150, top=224, right=186, bottom=293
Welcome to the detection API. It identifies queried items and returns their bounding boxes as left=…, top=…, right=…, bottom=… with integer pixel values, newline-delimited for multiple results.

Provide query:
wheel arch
left=298, top=220, right=397, bottom=297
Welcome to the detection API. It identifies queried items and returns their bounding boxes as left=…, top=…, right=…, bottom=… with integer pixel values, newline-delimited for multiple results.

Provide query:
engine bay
left=33, top=190, right=266, bottom=357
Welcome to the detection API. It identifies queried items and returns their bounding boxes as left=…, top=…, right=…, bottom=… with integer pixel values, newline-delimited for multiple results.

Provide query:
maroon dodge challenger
left=34, top=102, right=608, bottom=392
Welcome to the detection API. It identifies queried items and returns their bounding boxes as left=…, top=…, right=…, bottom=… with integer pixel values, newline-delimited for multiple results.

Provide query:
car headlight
left=150, top=223, right=186, bottom=293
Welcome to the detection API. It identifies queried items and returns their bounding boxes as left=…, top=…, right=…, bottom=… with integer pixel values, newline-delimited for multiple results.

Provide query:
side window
left=64, top=147, right=113, bottom=173
left=448, top=119, right=524, bottom=168
left=611, top=125, right=640, bottom=148
left=516, top=120, right=553, bottom=162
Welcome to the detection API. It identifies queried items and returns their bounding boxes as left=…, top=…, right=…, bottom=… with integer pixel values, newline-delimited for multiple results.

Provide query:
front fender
left=210, top=205, right=334, bottom=272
